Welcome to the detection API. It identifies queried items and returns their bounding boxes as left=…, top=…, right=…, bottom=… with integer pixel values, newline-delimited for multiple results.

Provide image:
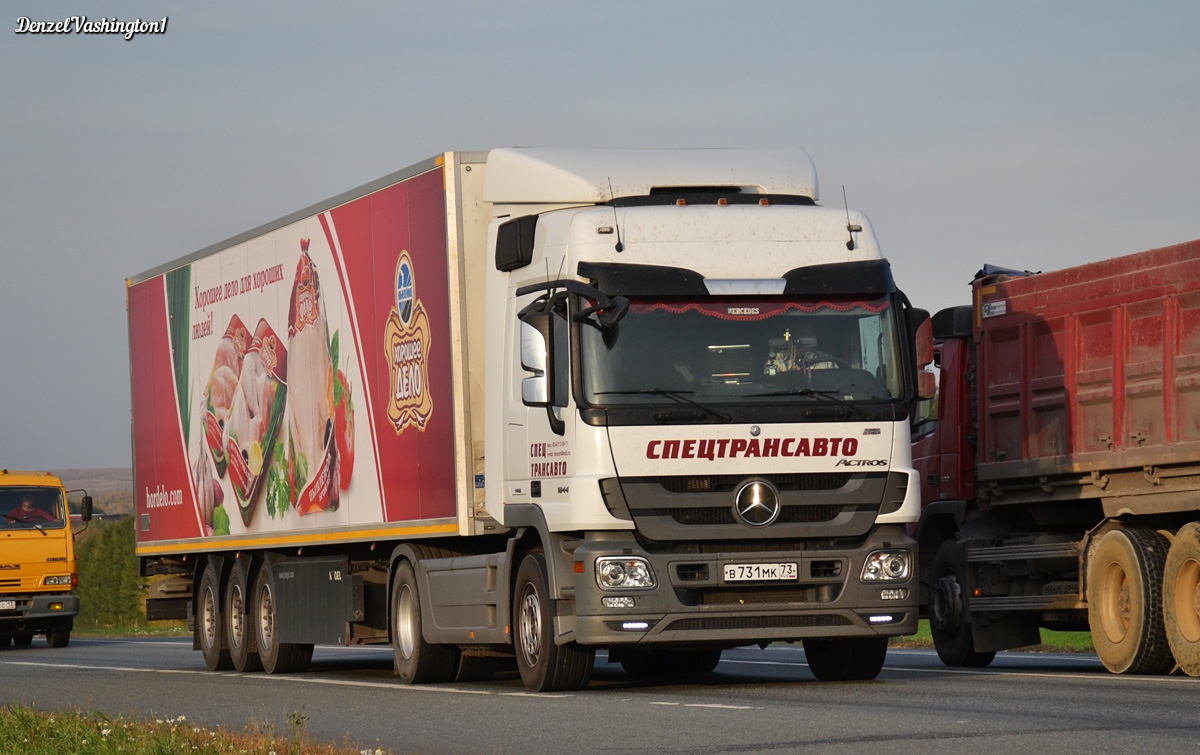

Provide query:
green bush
left=75, top=518, right=146, bottom=630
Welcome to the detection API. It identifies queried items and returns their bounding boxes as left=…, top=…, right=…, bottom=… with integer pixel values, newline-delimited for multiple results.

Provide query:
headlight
left=44, top=575, right=73, bottom=586
left=595, top=557, right=656, bottom=590
left=860, top=550, right=911, bottom=582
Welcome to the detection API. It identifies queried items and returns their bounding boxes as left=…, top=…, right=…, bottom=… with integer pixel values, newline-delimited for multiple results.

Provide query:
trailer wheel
left=1087, top=527, right=1173, bottom=674
left=252, top=562, right=313, bottom=674
left=513, top=553, right=594, bottom=692
left=198, top=562, right=232, bottom=671
left=46, top=620, right=71, bottom=648
left=225, top=558, right=261, bottom=672
left=391, top=559, right=457, bottom=684
left=1163, top=522, right=1200, bottom=675
left=803, top=637, right=888, bottom=681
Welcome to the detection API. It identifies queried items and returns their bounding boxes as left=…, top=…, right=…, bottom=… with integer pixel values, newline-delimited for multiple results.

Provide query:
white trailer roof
left=483, top=147, right=819, bottom=205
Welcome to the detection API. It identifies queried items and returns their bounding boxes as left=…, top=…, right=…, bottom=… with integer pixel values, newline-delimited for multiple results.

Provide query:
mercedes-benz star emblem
left=733, top=479, right=781, bottom=527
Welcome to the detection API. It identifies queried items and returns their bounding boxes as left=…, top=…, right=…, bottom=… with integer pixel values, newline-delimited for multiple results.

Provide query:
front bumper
left=0, top=593, right=79, bottom=630
left=571, top=525, right=917, bottom=646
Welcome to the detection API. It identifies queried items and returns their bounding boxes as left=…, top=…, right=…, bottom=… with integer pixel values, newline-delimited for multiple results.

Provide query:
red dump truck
left=914, top=240, right=1200, bottom=675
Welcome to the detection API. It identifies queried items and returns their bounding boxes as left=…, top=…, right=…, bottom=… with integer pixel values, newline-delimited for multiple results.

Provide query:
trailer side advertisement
left=129, top=166, right=458, bottom=549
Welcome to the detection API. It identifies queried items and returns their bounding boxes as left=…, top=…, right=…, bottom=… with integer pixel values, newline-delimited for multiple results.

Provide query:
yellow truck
left=0, top=470, right=92, bottom=647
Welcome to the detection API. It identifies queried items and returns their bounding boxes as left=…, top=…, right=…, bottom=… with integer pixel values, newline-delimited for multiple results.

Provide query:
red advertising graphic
left=132, top=164, right=456, bottom=546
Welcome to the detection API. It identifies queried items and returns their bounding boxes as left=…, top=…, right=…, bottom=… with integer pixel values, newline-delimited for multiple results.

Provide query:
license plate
left=722, top=562, right=798, bottom=582
left=0, top=600, right=15, bottom=611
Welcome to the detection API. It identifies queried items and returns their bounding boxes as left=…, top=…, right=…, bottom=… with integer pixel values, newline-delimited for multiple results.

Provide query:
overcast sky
left=3, top=1, right=1198, bottom=470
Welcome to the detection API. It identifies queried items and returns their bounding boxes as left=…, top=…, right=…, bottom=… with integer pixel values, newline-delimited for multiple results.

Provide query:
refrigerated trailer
left=914, top=240, right=1200, bottom=674
left=128, top=148, right=932, bottom=691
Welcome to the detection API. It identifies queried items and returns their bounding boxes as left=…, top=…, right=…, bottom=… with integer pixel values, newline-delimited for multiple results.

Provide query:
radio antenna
left=842, top=185, right=861, bottom=251
left=609, top=178, right=624, bottom=253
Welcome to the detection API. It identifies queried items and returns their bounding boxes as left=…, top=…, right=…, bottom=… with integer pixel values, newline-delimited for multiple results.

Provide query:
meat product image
left=287, top=242, right=338, bottom=515
left=203, top=315, right=250, bottom=477
left=224, top=318, right=288, bottom=526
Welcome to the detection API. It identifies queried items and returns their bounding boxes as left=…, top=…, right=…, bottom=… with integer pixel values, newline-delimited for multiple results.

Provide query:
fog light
left=868, top=614, right=895, bottom=624
left=603, top=596, right=636, bottom=608
left=596, top=557, right=656, bottom=590
left=621, top=621, right=650, bottom=631
left=49, top=603, right=64, bottom=611
left=880, top=588, right=908, bottom=601
left=860, top=550, right=911, bottom=582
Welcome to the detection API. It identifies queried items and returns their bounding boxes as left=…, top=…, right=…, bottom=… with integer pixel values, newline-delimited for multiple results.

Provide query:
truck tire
left=513, top=553, right=594, bottom=692
left=803, top=637, right=888, bottom=681
left=1087, top=527, right=1173, bottom=674
left=225, top=558, right=261, bottom=672
left=1163, top=522, right=1200, bottom=676
left=251, top=562, right=313, bottom=674
left=198, top=562, right=233, bottom=671
left=929, top=540, right=996, bottom=668
left=46, top=620, right=71, bottom=648
left=13, top=630, right=33, bottom=647
left=391, top=559, right=458, bottom=684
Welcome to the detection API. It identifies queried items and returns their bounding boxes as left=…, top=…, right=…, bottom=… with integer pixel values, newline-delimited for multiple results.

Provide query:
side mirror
left=917, top=370, right=937, bottom=401
left=908, top=308, right=933, bottom=368
left=520, top=313, right=553, bottom=407
left=80, top=495, right=93, bottom=522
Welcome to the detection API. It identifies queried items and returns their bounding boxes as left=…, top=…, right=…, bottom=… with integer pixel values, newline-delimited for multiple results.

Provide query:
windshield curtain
left=579, top=295, right=903, bottom=406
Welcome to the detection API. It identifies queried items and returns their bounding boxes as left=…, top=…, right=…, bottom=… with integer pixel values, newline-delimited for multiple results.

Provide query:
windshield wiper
left=4, top=515, right=49, bottom=535
left=748, top=387, right=875, bottom=418
left=594, top=389, right=732, bottom=423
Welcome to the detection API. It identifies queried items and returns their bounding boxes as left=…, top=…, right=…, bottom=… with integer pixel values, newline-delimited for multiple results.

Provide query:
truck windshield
left=579, top=295, right=903, bottom=406
left=0, top=487, right=66, bottom=529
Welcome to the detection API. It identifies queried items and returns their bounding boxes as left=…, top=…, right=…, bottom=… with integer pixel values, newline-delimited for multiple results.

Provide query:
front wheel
left=803, top=637, right=888, bottom=681
left=46, top=620, right=71, bottom=648
left=1087, top=527, right=1173, bottom=674
left=929, top=540, right=996, bottom=668
left=12, top=631, right=33, bottom=648
left=513, top=553, right=593, bottom=692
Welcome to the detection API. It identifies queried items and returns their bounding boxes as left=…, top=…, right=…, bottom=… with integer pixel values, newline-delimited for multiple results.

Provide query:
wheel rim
left=930, top=574, right=963, bottom=633
left=396, top=583, right=417, bottom=660
left=229, top=584, right=245, bottom=650
left=257, top=582, right=275, bottom=653
left=1099, top=560, right=1132, bottom=643
left=1174, top=557, right=1200, bottom=644
left=519, top=585, right=542, bottom=666
left=202, top=584, right=218, bottom=649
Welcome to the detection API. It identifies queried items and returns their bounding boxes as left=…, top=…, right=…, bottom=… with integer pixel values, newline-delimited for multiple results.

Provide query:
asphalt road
left=3, top=638, right=1199, bottom=754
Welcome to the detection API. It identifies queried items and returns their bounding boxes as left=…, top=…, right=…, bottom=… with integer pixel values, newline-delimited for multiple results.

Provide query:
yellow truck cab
left=0, top=470, right=92, bottom=647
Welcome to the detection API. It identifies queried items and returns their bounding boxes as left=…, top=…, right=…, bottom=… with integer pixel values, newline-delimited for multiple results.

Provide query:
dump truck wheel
left=513, top=553, right=594, bottom=692
left=1164, top=522, right=1200, bottom=676
left=252, top=562, right=313, bottom=674
left=803, top=637, right=888, bottom=681
left=929, top=540, right=995, bottom=668
left=198, top=562, right=232, bottom=671
left=226, top=558, right=261, bottom=672
left=1087, top=527, right=1173, bottom=674
left=46, top=620, right=71, bottom=648
left=391, top=559, right=457, bottom=684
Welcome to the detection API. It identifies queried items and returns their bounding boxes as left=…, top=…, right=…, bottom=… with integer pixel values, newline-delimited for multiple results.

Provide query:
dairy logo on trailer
left=384, top=251, right=434, bottom=433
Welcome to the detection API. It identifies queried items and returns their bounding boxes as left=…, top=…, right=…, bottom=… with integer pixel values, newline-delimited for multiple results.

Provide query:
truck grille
left=660, top=473, right=849, bottom=493
left=671, top=504, right=842, bottom=526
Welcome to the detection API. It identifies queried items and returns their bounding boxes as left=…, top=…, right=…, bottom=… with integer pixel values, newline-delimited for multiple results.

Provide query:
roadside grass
left=891, top=620, right=1095, bottom=653
left=0, top=705, right=388, bottom=755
